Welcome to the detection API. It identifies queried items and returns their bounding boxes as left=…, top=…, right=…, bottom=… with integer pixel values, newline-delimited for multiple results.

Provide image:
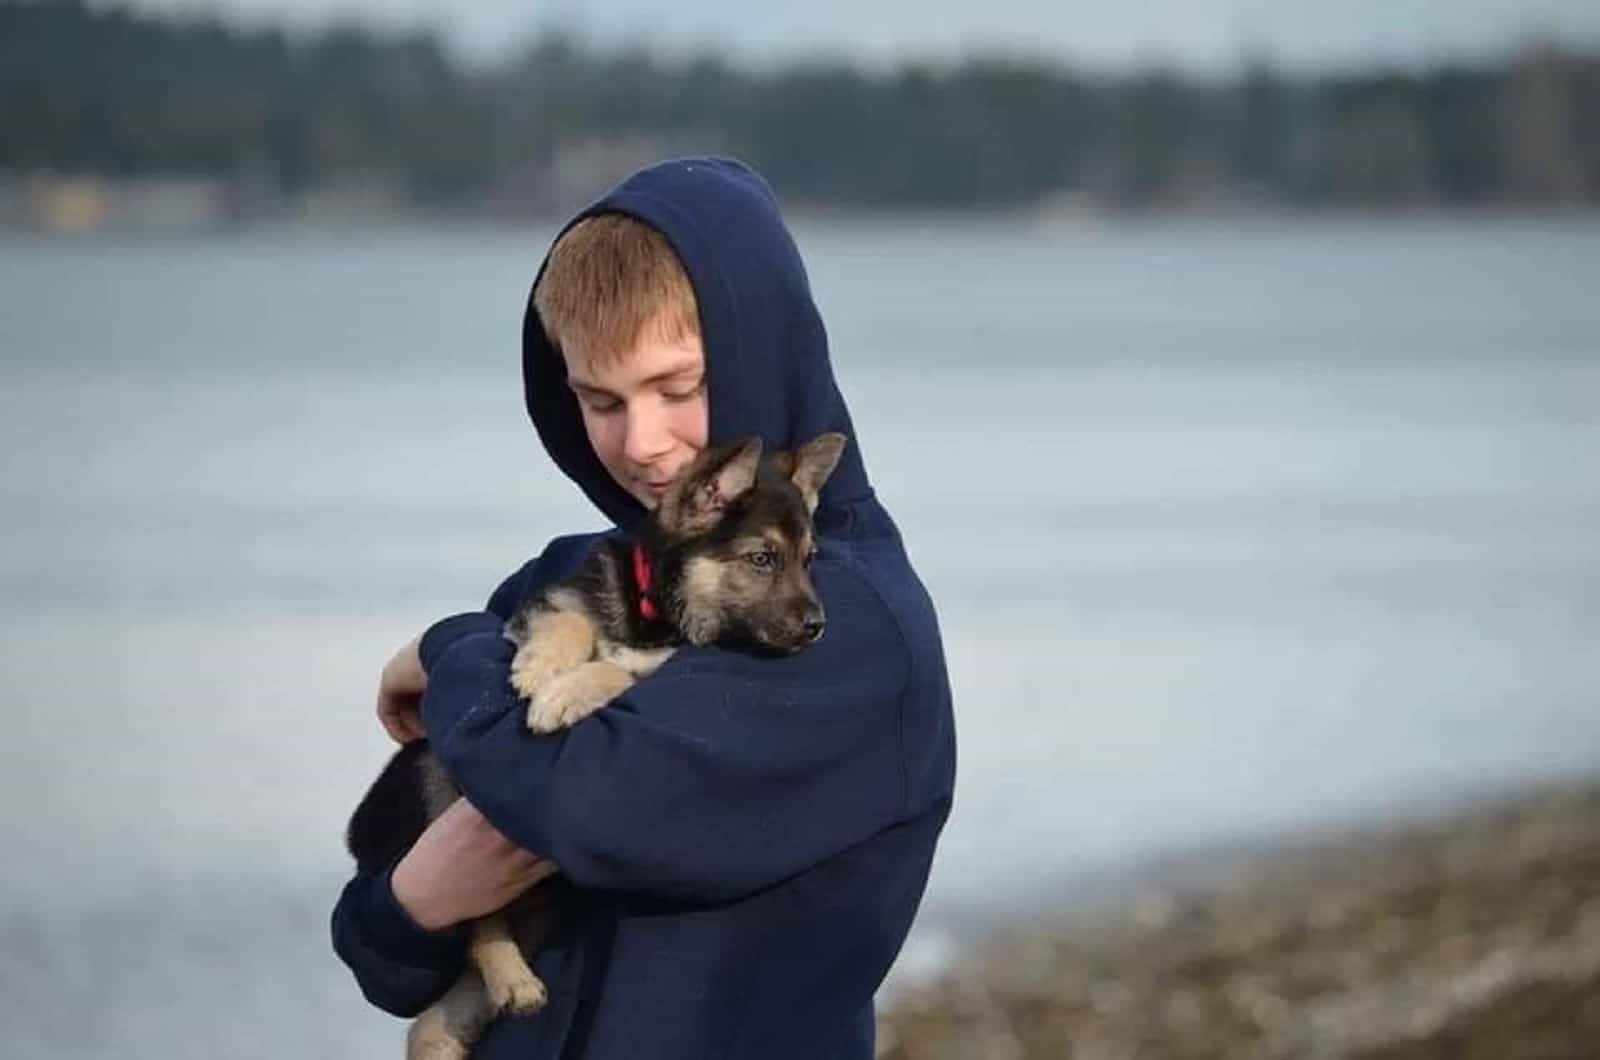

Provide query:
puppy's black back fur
left=346, top=738, right=435, bottom=872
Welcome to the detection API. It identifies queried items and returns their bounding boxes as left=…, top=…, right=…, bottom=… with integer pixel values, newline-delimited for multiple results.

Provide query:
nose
left=622, top=402, right=673, bottom=466
left=801, top=608, right=825, bottom=643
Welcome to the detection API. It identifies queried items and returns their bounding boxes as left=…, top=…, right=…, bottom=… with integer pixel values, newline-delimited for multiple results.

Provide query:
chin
left=740, top=630, right=808, bottom=657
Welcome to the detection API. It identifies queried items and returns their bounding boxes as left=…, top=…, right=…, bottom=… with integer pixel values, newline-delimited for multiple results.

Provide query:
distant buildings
left=0, top=173, right=228, bottom=233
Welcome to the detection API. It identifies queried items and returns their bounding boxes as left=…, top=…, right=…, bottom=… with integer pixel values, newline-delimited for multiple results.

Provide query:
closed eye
left=570, top=385, right=622, bottom=414
left=662, top=379, right=706, bottom=403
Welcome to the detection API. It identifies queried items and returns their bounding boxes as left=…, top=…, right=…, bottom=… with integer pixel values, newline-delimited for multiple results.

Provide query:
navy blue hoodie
left=332, top=158, right=957, bottom=1059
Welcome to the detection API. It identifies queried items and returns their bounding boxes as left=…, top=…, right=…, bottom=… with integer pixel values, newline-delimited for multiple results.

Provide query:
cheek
left=581, top=410, right=623, bottom=465
left=671, top=394, right=709, bottom=450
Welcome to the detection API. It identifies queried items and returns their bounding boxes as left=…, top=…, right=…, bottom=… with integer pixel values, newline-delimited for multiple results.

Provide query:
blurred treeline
left=4, top=0, right=1598, bottom=213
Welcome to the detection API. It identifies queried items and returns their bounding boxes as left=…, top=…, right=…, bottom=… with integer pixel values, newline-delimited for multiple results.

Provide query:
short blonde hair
left=533, top=214, right=701, bottom=370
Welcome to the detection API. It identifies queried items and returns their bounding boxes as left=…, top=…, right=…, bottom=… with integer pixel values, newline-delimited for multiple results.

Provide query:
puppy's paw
left=526, top=682, right=603, bottom=733
left=508, top=611, right=598, bottom=700
left=525, top=664, right=632, bottom=733
left=486, top=967, right=548, bottom=1015
left=509, top=643, right=563, bottom=701
left=477, top=938, right=548, bottom=1015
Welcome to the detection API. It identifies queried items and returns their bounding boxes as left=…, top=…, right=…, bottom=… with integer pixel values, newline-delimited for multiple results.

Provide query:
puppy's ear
left=658, top=437, right=763, bottom=535
left=786, top=432, right=847, bottom=515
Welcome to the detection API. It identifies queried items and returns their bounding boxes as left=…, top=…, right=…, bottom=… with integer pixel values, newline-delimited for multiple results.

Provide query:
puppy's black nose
left=802, top=611, right=825, bottom=642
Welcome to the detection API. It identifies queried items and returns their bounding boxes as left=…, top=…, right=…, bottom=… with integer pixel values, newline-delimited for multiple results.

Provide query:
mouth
left=751, top=630, right=811, bottom=656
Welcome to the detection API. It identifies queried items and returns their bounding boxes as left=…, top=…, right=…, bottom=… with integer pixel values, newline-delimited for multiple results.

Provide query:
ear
left=659, top=437, right=763, bottom=535
left=786, top=432, right=847, bottom=514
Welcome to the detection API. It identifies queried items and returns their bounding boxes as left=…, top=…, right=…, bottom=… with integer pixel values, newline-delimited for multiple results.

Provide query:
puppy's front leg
left=470, top=913, right=547, bottom=1014
left=526, top=661, right=634, bottom=733
left=509, top=610, right=597, bottom=700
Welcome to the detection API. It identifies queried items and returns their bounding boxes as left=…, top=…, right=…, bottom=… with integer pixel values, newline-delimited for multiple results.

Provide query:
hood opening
left=521, top=157, right=872, bottom=532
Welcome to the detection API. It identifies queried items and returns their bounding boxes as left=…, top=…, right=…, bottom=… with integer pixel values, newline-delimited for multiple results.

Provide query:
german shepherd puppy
left=346, top=432, right=847, bottom=1060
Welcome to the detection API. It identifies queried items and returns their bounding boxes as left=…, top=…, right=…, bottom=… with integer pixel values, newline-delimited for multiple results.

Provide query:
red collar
left=631, top=541, right=660, bottom=622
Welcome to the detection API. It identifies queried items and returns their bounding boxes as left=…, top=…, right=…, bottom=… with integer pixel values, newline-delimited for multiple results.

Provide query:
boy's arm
left=417, top=560, right=952, bottom=904
left=330, top=865, right=469, bottom=1017
left=330, top=795, right=555, bottom=1016
left=331, top=537, right=594, bottom=1014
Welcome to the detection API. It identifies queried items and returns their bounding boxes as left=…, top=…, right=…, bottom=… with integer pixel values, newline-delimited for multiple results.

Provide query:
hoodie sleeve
left=415, top=559, right=923, bottom=904
left=329, top=865, right=470, bottom=1017
left=485, top=558, right=536, bottom=622
left=330, top=536, right=597, bottom=1015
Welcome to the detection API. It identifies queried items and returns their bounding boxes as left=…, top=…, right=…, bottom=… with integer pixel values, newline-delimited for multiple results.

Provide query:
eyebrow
left=567, top=364, right=703, bottom=396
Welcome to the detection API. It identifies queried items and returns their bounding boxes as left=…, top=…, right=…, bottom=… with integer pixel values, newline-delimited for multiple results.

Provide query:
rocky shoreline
left=879, top=781, right=1600, bottom=1059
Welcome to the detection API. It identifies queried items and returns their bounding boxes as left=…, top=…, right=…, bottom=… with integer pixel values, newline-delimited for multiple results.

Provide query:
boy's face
left=563, top=327, right=709, bottom=509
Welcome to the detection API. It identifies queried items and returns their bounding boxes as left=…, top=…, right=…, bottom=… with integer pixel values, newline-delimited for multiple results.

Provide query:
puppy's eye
left=804, top=549, right=817, bottom=568
left=746, top=551, right=776, bottom=570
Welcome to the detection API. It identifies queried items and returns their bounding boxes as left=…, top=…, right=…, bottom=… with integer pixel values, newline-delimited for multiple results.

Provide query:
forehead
left=726, top=474, right=812, bottom=544
left=563, top=329, right=705, bottom=391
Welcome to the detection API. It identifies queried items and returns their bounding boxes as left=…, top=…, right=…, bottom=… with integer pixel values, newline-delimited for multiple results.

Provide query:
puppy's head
left=650, top=432, right=847, bottom=653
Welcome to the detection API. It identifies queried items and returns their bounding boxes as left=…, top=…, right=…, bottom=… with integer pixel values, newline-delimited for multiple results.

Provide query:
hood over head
left=522, top=157, right=872, bottom=533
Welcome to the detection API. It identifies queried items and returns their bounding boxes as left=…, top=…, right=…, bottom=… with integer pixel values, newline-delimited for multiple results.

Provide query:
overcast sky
left=135, top=0, right=1600, bottom=71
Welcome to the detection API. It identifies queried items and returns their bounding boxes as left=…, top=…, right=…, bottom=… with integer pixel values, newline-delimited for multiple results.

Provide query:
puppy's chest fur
left=507, top=540, right=680, bottom=734
left=594, top=638, right=677, bottom=678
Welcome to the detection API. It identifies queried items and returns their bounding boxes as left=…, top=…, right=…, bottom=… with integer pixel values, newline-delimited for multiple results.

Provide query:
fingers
left=377, top=693, right=426, bottom=744
left=377, top=711, right=409, bottom=744
left=377, top=636, right=429, bottom=743
left=377, top=708, right=416, bottom=744
left=380, top=714, right=419, bottom=746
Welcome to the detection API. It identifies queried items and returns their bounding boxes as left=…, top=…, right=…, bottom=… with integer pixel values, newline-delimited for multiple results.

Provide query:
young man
left=332, top=158, right=956, bottom=1059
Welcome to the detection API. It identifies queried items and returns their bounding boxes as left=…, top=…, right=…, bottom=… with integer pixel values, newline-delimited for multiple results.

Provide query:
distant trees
left=2, top=0, right=1595, bottom=211
left=0, top=0, right=492, bottom=199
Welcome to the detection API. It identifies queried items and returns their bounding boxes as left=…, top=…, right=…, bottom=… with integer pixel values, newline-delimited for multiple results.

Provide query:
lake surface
left=2, top=215, right=1597, bottom=1056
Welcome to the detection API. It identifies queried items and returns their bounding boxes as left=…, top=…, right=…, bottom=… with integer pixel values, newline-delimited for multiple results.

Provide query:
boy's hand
left=377, top=635, right=428, bottom=743
left=391, top=797, right=560, bottom=931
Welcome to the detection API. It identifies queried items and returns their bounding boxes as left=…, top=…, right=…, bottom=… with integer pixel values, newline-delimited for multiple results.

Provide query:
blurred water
left=2, top=216, right=1598, bottom=1056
